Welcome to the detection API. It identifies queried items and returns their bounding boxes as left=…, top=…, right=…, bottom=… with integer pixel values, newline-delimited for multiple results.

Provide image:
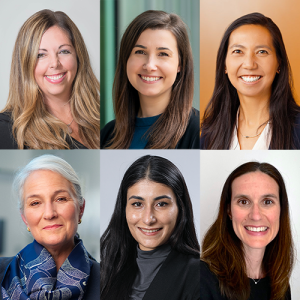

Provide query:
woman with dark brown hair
left=101, top=10, right=199, bottom=149
left=201, top=162, right=294, bottom=300
left=200, top=13, right=300, bottom=149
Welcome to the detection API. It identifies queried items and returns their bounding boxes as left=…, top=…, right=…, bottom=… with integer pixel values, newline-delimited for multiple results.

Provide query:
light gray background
left=100, top=150, right=200, bottom=244
left=0, top=0, right=100, bottom=110
left=200, top=150, right=300, bottom=299
left=0, top=150, right=100, bottom=261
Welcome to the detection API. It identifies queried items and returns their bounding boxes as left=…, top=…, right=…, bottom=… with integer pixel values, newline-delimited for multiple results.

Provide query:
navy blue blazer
left=200, top=114, right=300, bottom=149
left=0, top=257, right=99, bottom=299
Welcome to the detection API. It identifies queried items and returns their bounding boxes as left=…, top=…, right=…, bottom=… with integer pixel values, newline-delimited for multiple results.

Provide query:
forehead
left=228, top=24, right=274, bottom=49
left=231, top=171, right=279, bottom=196
left=135, top=28, right=178, bottom=50
left=127, top=179, right=175, bottom=198
left=40, top=25, right=72, bottom=46
left=23, top=170, right=72, bottom=195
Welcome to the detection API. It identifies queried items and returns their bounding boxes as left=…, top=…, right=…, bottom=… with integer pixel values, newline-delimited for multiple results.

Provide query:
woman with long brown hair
left=201, top=162, right=294, bottom=300
left=101, top=10, right=199, bottom=149
left=200, top=13, right=300, bottom=149
left=0, top=9, right=100, bottom=149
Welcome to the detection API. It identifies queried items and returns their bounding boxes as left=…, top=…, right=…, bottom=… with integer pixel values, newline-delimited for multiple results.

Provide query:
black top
left=0, top=256, right=100, bottom=300
left=101, top=108, right=200, bottom=149
left=0, top=112, right=88, bottom=149
left=200, top=113, right=300, bottom=150
left=140, top=249, right=200, bottom=300
left=200, top=261, right=291, bottom=300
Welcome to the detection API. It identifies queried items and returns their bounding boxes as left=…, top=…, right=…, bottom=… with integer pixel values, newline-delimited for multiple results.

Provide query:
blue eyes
left=37, top=49, right=71, bottom=59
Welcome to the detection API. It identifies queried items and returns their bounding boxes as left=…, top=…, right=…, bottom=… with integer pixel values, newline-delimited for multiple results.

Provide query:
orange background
left=200, top=0, right=300, bottom=121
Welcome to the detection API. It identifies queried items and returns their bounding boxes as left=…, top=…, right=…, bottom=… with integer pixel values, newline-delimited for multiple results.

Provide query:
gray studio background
left=200, top=151, right=300, bottom=299
left=0, top=0, right=100, bottom=110
left=0, top=150, right=100, bottom=261
left=100, top=150, right=200, bottom=244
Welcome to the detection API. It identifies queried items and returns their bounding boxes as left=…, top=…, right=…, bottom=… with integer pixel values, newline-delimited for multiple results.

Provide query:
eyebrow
left=38, top=44, right=73, bottom=51
left=26, top=189, right=70, bottom=200
left=133, top=45, right=173, bottom=53
left=128, top=195, right=172, bottom=201
left=232, top=193, right=278, bottom=200
left=228, top=44, right=273, bottom=51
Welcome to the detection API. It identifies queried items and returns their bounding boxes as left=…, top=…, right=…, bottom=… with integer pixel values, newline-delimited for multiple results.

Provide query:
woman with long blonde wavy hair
left=0, top=9, right=100, bottom=149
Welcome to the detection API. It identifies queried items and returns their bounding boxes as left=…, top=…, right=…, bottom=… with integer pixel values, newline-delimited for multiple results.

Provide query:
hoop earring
left=78, top=219, right=82, bottom=224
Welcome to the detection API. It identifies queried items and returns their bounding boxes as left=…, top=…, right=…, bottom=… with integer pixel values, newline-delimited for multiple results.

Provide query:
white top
left=229, top=109, right=271, bottom=150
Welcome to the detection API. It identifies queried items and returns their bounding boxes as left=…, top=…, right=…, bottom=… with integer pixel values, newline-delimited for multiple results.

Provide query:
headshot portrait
left=0, top=150, right=100, bottom=299
left=0, top=0, right=100, bottom=149
left=200, top=150, right=300, bottom=299
left=100, top=0, right=200, bottom=149
left=100, top=150, right=200, bottom=299
left=200, top=0, right=300, bottom=149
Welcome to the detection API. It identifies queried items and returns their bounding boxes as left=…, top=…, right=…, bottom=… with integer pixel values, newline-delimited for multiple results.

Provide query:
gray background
left=0, top=150, right=100, bottom=261
left=100, top=150, right=200, bottom=244
left=200, top=150, right=300, bottom=298
left=0, top=0, right=100, bottom=111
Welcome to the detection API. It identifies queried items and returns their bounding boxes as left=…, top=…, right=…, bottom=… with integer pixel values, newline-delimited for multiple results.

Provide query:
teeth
left=140, top=228, right=160, bottom=233
left=246, top=226, right=268, bottom=232
left=141, top=75, right=160, bottom=82
left=46, top=73, right=65, bottom=80
left=241, top=76, right=261, bottom=82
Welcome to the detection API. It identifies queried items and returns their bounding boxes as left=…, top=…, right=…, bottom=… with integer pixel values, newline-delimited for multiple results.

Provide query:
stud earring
left=277, top=68, right=280, bottom=74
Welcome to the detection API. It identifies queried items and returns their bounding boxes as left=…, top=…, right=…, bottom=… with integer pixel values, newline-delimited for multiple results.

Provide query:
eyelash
left=134, top=50, right=169, bottom=57
left=37, top=49, right=71, bottom=59
left=232, top=49, right=269, bottom=55
left=238, top=199, right=249, bottom=205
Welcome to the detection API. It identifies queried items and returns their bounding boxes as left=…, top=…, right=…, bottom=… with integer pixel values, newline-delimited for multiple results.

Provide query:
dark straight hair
left=201, top=162, right=294, bottom=300
left=100, top=155, right=199, bottom=299
left=201, top=12, right=300, bottom=149
left=105, top=10, right=194, bottom=149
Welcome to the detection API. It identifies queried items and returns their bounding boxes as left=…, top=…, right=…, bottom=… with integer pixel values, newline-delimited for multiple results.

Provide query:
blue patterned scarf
left=1, top=238, right=92, bottom=300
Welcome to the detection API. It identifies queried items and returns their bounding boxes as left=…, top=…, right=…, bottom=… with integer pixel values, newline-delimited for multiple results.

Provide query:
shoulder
left=0, top=257, right=14, bottom=281
left=100, top=119, right=116, bottom=149
left=0, top=112, right=18, bottom=149
left=200, top=260, right=225, bottom=300
left=84, top=259, right=100, bottom=300
left=176, top=108, right=200, bottom=149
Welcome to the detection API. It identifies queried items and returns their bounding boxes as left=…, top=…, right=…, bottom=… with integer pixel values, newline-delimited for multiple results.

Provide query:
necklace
left=67, top=118, right=74, bottom=134
left=251, top=278, right=262, bottom=285
left=238, top=120, right=269, bottom=139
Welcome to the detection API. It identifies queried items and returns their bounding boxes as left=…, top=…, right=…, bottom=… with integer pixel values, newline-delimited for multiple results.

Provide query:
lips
left=43, top=224, right=62, bottom=230
left=138, top=227, right=162, bottom=235
left=240, top=75, right=262, bottom=83
left=139, top=74, right=162, bottom=83
left=44, top=72, right=67, bottom=84
left=245, top=226, right=268, bottom=232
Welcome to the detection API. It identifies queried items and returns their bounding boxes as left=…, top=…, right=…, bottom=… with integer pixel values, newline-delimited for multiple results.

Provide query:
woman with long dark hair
left=201, top=162, right=294, bottom=300
left=100, top=155, right=200, bottom=299
left=101, top=10, right=199, bottom=149
left=200, top=12, right=300, bottom=149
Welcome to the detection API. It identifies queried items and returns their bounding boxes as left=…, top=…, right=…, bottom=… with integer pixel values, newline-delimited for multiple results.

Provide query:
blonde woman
left=0, top=9, right=100, bottom=149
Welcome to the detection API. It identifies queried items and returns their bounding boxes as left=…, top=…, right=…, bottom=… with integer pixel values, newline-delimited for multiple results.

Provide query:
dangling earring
left=78, top=219, right=82, bottom=224
left=27, top=227, right=31, bottom=232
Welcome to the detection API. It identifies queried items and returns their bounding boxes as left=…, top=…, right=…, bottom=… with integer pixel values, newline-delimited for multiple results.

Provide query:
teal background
left=100, top=0, right=200, bottom=128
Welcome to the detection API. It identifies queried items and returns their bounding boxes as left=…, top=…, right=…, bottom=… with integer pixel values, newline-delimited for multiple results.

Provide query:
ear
left=79, top=198, right=86, bottom=219
left=21, top=213, right=28, bottom=226
left=177, top=66, right=180, bottom=73
left=227, top=206, right=232, bottom=220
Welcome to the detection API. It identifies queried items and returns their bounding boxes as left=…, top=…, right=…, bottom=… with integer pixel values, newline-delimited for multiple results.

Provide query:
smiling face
left=225, top=25, right=279, bottom=102
left=21, top=170, right=84, bottom=255
left=230, top=171, right=280, bottom=255
left=126, top=29, right=180, bottom=108
left=34, top=26, right=78, bottom=103
left=126, top=179, right=178, bottom=251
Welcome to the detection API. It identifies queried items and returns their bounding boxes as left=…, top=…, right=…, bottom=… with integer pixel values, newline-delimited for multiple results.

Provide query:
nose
left=242, top=53, right=257, bottom=69
left=49, top=55, right=61, bottom=69
left=43, top=202, right=57, bottom=220
left=142, top=205, right=156, bottom=226
left=142, top=55, right=157, bottom=72
left=249, top=203, right=262, bottom=221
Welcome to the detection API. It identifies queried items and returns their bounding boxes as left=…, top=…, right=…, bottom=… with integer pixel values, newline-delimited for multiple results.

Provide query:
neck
left=46, top=242, right=75, bottom=271
left=138, top=92, right=170, bottom=118
left=44, top=96, right=73, bottom=123
left=244, top=247, right=265, bottom=279
left=238, top=95, right=269, bottom=128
